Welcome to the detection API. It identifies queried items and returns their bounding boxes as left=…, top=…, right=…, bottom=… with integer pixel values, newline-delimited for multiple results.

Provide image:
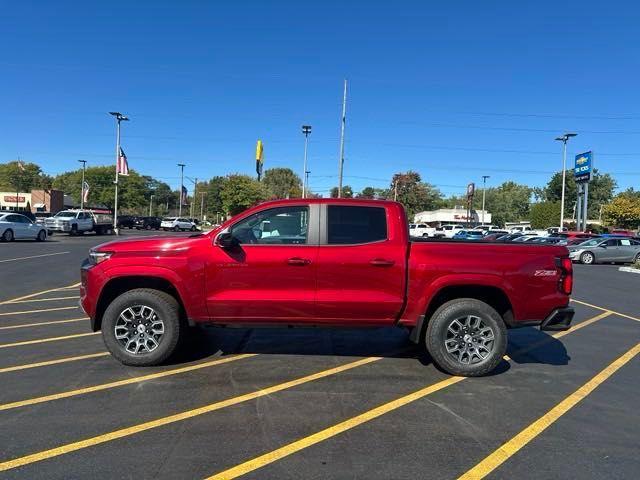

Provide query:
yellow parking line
left=0, top=306, right=78, bottom=316
left=0, top=353, right=258, bottom=412
left=0, top=282, right=80, bottom=305
left=4, top=296, right=80, bottom=305
left=0, top=356, right=381, bottom=472
left=206, top=375, right=465, bottom=480
left=0, top=353, right=110, bottom=374
left=503, top=311, right=611, bottom=361
left=0, top=252, right=69, bottom=264
left=0, top=317, right=88, bottom=330
left=0, top=332, right=99, bottom=349
left=206, top=311, right=615, bottom=479
left=571, top=298, right=640, bottom=323
left=458, top=342, right=640, bottom=480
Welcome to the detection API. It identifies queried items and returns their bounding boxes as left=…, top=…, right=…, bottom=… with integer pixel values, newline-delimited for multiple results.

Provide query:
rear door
left=314, top=204, right=406, bottom=324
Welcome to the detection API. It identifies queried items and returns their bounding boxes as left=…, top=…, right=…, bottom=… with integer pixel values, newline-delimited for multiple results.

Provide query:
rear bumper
left=540, top=307, right=574, bottom=331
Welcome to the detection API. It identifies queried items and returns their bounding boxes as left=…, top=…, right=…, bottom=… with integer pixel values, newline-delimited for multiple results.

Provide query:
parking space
left=0, top=232, right=638, bottom=479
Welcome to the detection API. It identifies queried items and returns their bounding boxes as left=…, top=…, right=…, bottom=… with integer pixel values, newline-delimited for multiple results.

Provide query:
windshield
left=577, top=239, right=602, bottom=247
left=54, top=211, right=76, bottom=217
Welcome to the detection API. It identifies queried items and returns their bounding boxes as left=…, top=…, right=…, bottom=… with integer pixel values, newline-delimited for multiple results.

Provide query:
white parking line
left=0, top=282, right=80, bottom=305
left=0, top=252, right=69, bottom=264
left=4, top=296, right=80, bottom=305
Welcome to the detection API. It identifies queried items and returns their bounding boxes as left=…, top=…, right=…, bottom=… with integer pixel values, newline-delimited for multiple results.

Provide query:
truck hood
left=48, top=216, right=74, bottom=221
left=95, top=234, right=208, bottom=254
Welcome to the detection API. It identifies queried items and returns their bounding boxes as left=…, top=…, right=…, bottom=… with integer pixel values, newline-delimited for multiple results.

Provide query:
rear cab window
left=327, top=205, right=387, bottom=244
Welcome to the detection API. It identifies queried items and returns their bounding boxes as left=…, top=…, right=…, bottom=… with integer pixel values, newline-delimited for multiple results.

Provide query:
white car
left=409, top=223, right=435, bottom=237
left=435, top=224, right=465, bottom=238
left=0, top=213, right=47, bottom=242
left=161, top=217, right=197, bottom=231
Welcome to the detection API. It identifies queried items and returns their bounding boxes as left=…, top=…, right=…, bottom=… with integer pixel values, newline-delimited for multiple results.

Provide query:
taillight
left=556, top=257, right=573, bottom=295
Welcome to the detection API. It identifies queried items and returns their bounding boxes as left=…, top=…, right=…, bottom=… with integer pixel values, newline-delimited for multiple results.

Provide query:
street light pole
left=481, top=175, right=490, bottom=225
left=200, top=191, right=206, bottom=220
left=337, top=79, right=347, bottom=198
left=109, top=112, right=129, bottom=234
left=149, top=194, right=154, bottom=216
left=301, top=125, right=312, bottom=198
left=555, top=133, right=577, bottom=230
left=177, top=163, right=186, bottom=217
left=78, top=160, right=87, bottom=210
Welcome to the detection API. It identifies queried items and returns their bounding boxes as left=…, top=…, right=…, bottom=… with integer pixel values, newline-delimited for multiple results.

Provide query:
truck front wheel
left=101, top=288, right=183, bottom=366
left=425, top=298, right=506, bottom=377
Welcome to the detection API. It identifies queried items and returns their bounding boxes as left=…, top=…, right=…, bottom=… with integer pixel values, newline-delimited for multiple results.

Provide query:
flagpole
left=337, top=79, right=348, bottom=198
left=109, top=112, right=129, bottom=235
left=78, top=160, right=87, bottom=210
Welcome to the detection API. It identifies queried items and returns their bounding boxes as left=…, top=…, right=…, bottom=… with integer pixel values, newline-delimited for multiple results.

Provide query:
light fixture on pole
left=555, top=133, right=577, bottom=230
left=177, top=163, right=186, bottom=217
left=78, top=160, right=87, bottom=210
left=301, top=125, right=312, bottom=198
left=481, top=175, right=490, bottom=226
left=109, top=112, right=129, bottom=234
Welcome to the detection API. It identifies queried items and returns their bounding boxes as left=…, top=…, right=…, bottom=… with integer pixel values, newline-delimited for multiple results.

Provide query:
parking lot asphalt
left=0, top=231, right=638, bottom=479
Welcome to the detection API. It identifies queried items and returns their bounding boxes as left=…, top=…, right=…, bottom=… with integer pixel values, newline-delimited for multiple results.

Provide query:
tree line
left=0, top=160, right=637, bottom=228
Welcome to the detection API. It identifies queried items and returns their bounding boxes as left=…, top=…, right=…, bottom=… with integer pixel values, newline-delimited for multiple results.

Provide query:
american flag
left=82, top=181, right=90, bottom=202
left=181, top=186, right=188, bottom=206
left=117, top=147, right=129, bottom=176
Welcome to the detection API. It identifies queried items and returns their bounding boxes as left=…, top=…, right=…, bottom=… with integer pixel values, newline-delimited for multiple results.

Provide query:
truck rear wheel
left=101, top=288, right=183, bottom=366
left=425, top=298, right=506, bottom=377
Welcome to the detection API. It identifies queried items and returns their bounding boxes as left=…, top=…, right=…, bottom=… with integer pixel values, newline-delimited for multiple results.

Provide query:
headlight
left=89, top=250, right=113, bottom=265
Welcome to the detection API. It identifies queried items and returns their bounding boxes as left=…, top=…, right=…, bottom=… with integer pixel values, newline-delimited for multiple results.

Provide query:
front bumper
left=568, top=250, right=582, bottom=261
left=540, top=307, right=574, bottom=331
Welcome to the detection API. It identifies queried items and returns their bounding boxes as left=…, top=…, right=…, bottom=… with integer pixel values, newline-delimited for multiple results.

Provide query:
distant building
left=414, top=206, right=491, bottom=226
left=0, top=189, right=64, bottom=214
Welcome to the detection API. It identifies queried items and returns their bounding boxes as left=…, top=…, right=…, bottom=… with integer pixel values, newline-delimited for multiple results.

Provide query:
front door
left=206, top=204, right=319, bottom=322
left=314, top=204, right=406, bottom=324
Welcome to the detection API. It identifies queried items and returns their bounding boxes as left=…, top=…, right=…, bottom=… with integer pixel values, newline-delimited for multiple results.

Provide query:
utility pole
left=177, top=163, right=186, bottom=217
left=337, top=79, right=348, bottom=198
left=302, top=125, right=312, bottom=198
left=78, top=160, right=87, bottom=210
left=109, top=112, right=129, bottom=234
left=481, top=175, right=490, bottom=225
left=149, top=194, right=154, bottom=216
left=555, top=133, right=577, bottom=230
left=393, top=180, right=398, bottom=201
left=200, top=191, right=206, bottom=220
left=191, top=177, right=198, bottom=218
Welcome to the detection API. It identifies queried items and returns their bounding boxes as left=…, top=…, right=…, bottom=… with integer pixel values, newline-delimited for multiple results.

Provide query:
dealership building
left=413, top=206, right=492, bottom=226
left=0, top=189, right=64, bottom=214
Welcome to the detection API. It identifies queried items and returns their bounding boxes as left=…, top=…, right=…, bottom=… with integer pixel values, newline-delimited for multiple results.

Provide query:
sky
left=1, top=0, right=639, bottom=197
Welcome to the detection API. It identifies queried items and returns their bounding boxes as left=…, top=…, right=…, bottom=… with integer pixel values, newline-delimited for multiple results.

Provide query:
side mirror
left=216, top=232, right=239, bottom=248
left=600, top=244, right=607, bottom=248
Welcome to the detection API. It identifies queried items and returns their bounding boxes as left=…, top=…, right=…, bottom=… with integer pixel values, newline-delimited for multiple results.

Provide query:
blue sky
left=1, top=1, right=639, bottom=197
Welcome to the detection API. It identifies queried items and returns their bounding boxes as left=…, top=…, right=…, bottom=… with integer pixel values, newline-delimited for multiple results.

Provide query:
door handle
left=370, top=258, right=395, bottom=267
left=287, top=257, right=311, bottom=266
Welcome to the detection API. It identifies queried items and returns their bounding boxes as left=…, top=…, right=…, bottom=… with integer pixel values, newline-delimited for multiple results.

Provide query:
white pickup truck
left=45, top=209, right=114, bottom=235
left=409, top=223, right=436, bottom=237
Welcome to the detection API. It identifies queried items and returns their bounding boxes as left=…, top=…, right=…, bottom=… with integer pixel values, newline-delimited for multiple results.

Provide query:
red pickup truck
left=80, top=199, right=574, bottom=377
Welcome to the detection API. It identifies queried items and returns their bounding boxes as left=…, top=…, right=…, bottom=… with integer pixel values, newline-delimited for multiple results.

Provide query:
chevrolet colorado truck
left=80, top=199, right=574, bottom=377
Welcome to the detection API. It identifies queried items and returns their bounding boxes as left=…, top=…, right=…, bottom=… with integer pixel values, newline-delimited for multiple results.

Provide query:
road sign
left=574, top=151, right=592, bottom=183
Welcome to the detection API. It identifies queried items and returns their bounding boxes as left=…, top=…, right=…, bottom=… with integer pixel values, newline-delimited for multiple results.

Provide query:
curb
left=618, top=266, right=640, bottom=275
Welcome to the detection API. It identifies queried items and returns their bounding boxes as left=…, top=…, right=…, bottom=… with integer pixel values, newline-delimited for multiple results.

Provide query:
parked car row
left=116, top=216, right=200, bottom=232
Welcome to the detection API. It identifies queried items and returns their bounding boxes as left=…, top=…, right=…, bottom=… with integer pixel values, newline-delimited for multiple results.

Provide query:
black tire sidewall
left=101, top=289, right=182, bottom=366
left=3, top=229, right=13, bottom=241
left=37, top=230, right=46, bottom=241
left=426, top=298, right=507, bottom=377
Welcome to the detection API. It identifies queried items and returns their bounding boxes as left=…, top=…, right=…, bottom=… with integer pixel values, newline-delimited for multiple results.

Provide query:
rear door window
left=327, top=206, right=387, bottom=245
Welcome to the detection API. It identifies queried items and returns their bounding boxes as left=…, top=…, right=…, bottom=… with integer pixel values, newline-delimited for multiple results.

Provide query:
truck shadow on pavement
left=170, top=325, right=569, bottom=373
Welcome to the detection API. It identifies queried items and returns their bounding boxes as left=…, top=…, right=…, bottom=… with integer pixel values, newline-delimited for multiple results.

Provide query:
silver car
left=568, top=237, right=640, bottom=265
left=0, top=213, right=48, bottom=242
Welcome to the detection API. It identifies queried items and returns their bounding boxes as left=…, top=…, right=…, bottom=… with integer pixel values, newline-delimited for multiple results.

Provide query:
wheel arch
left=409, top=284, right=514, bottom=344
left=93, top=276, right=188, bottom=332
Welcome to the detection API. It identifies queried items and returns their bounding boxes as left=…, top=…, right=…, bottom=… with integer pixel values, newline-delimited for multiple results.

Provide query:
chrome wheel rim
left=444, top=315, right=495, bottom=365
left=114, top=305, right=165, bottom=355
left=582, top=253, right=593, bottom=264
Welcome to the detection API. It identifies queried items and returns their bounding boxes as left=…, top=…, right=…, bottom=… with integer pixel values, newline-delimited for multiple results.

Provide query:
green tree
left=530, top=201, right=561, bottom=229
left=542, top=169, right=616, bottom=219
left=262, top=168, right=302, bottom=199
left=602, top=195, right=640, bottom=229
left=356, top=186, right=377, bottom=199
left=484, top=181, right=532, bottom=227
left=330, top=185, right=354, bottom=198
left=388, top=171, right=443, bottom=218
left=220, top=174, right=269, bottom=216
left=0, top=161, right=44, bottom=192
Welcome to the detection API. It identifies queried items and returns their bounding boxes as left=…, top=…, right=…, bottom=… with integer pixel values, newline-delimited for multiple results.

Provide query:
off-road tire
left=425, top=298, right=507, bottom=377
left=102, top=288, right=183, bottom=366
